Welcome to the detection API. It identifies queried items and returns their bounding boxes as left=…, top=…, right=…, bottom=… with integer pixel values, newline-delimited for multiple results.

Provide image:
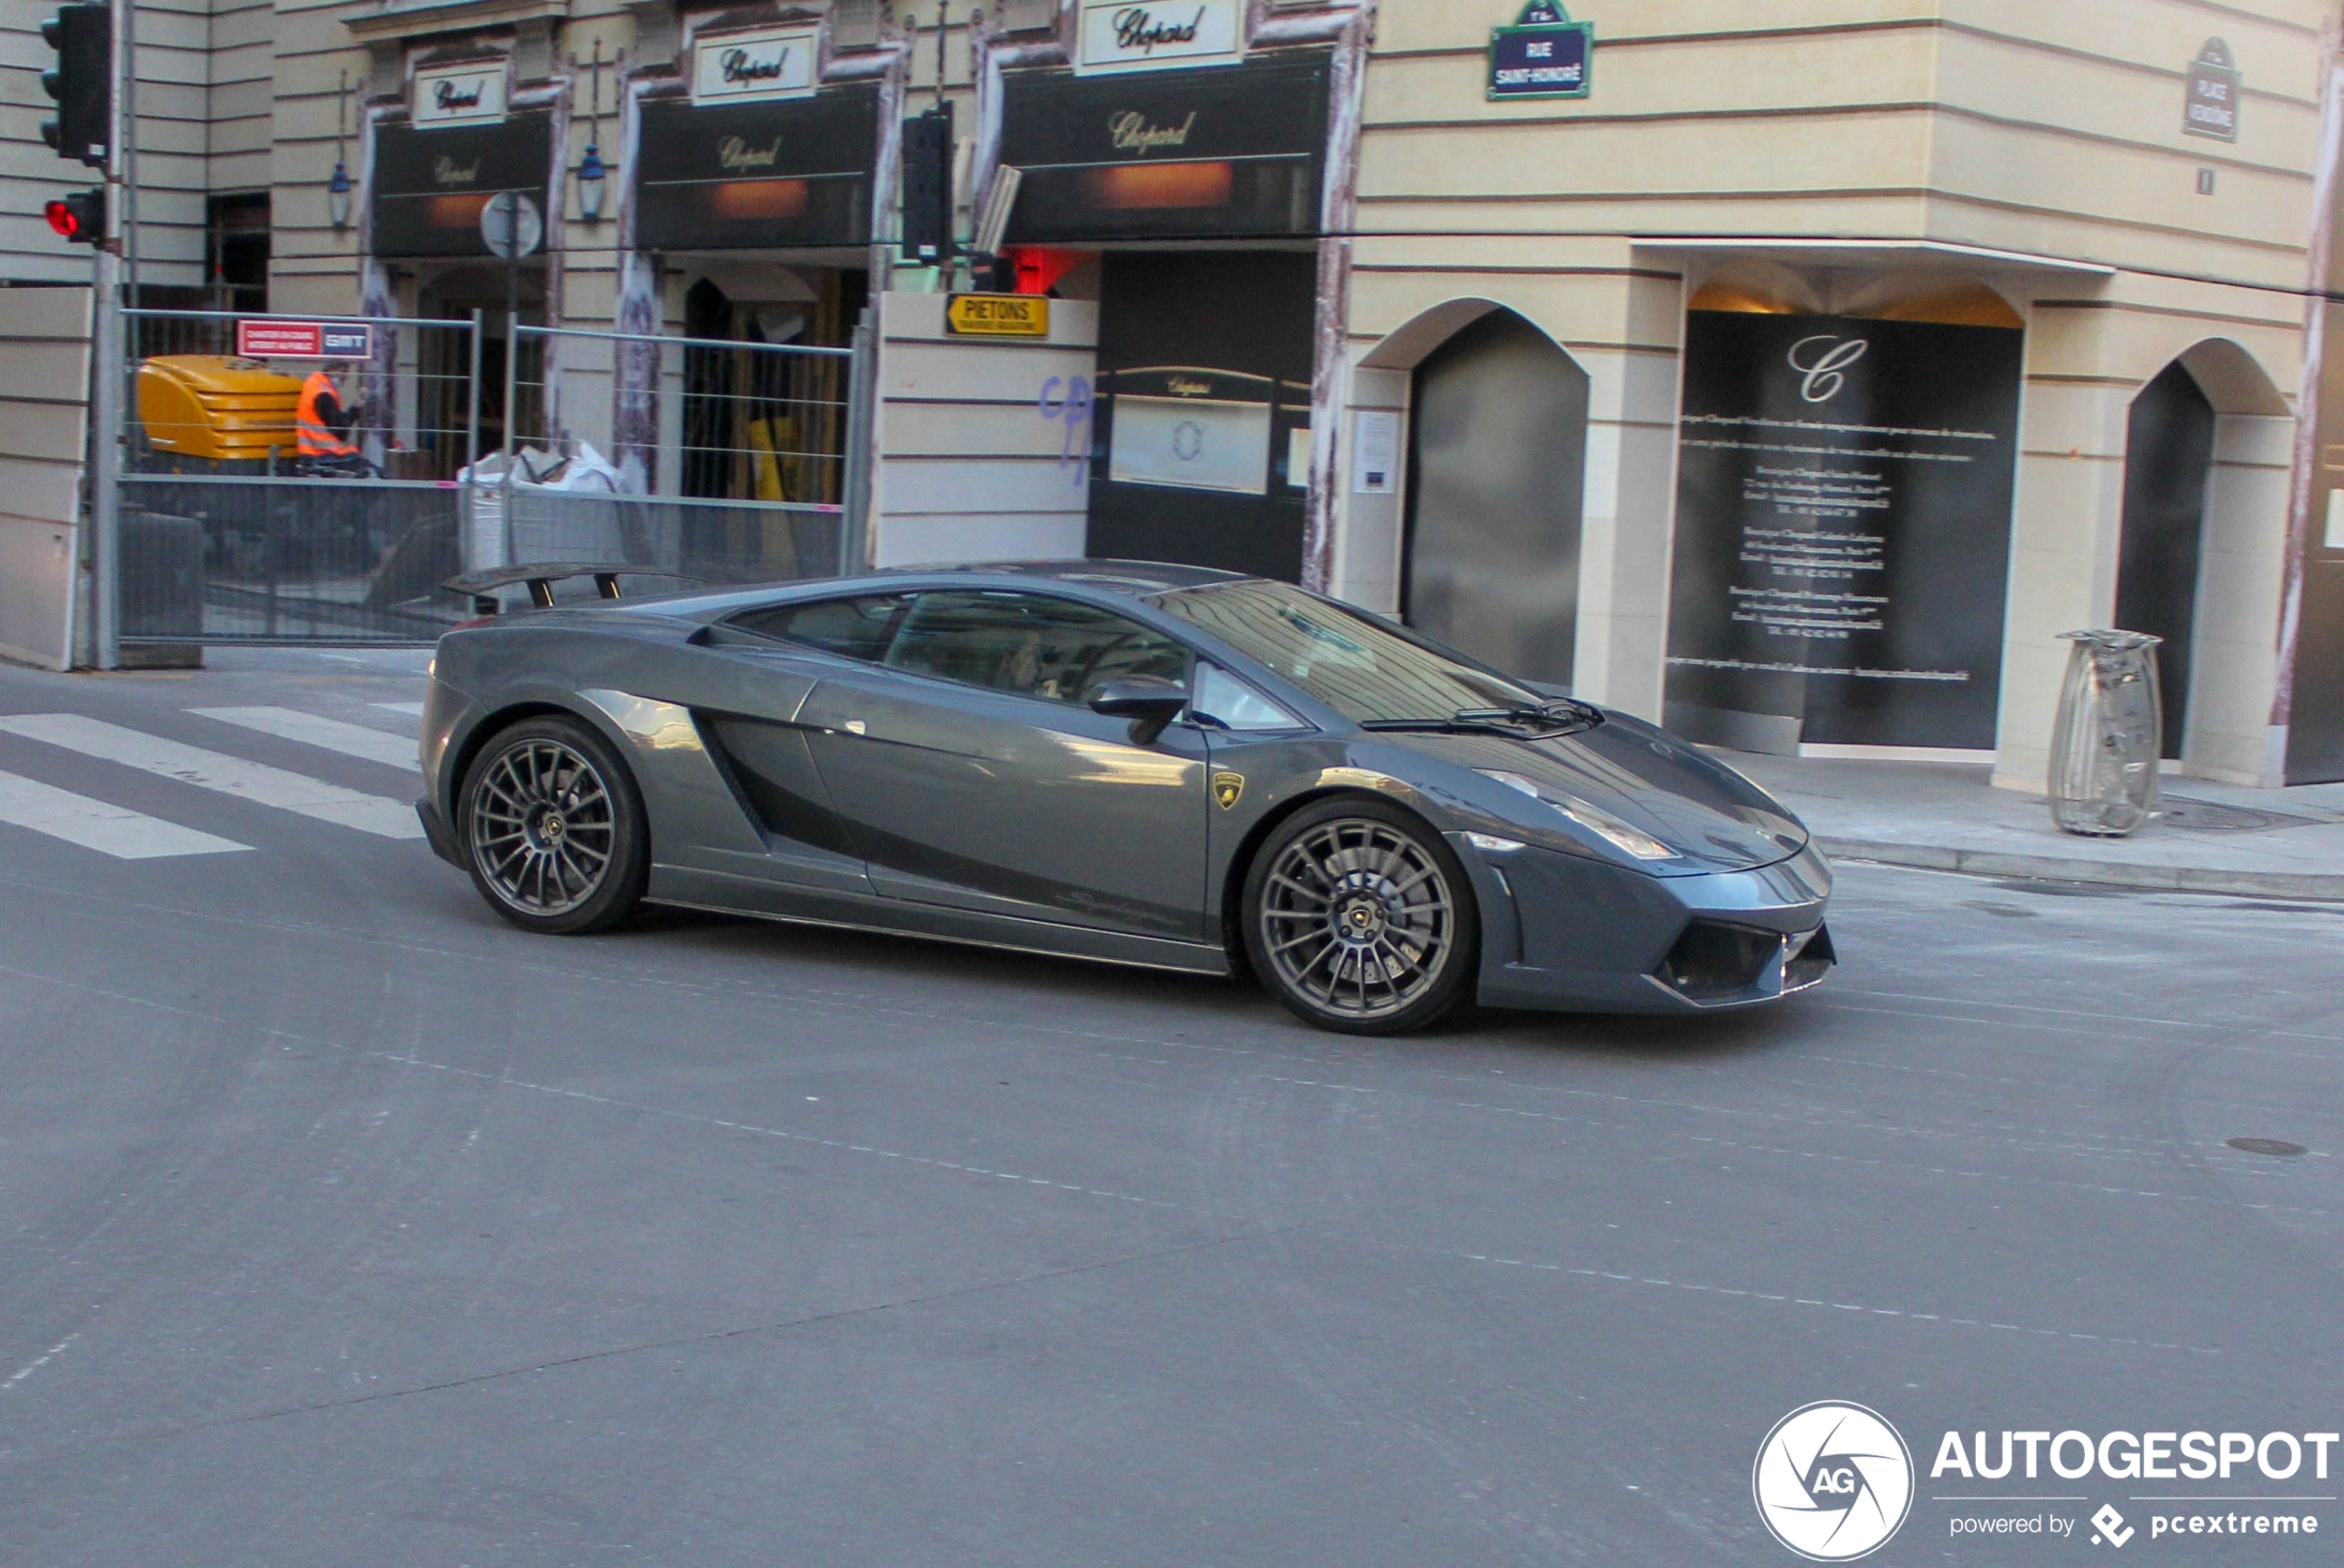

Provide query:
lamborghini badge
left=1212, top=771, right=1246, bottom=810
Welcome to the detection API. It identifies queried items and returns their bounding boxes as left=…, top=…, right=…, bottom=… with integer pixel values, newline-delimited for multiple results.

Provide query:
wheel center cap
left=1338, top=898, right=1384, bottom=943
left=539, top=810, right=565, bottom=842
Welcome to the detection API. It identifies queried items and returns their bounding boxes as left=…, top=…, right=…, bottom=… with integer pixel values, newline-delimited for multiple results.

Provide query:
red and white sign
left=235, top=319, right=375, bottom=360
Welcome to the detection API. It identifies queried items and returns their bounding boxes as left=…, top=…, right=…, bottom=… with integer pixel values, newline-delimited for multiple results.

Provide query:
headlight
left=1475, top=769, right=1681, bottom=862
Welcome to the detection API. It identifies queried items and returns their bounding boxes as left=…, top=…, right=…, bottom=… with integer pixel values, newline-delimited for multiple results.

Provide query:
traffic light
left=41, top=4, right=112, bottom=170
left=45, top=188, right=105, bottom=245
left=900, top=103, right=955, bottom=264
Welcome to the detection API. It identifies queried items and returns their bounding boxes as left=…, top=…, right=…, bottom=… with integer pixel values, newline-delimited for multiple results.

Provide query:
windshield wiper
left=1360, top=700, right=1601, bottom=737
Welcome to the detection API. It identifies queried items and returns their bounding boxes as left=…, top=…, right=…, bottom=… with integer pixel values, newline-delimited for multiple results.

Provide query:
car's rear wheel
left=459, top=714, right=647, bottom=934
left=1242, top=797, right=1478, bottom=1035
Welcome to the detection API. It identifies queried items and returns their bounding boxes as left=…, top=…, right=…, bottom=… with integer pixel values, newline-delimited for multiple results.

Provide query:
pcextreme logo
left=1754, top=1401, right=1916, bottom=1561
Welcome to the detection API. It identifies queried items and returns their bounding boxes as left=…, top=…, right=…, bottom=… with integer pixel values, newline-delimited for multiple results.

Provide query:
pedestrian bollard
left=2047, top=629, right=2163, bottom=836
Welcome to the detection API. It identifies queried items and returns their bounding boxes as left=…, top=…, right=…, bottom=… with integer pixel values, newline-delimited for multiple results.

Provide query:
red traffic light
left=45, top=188, right=103, bottom=244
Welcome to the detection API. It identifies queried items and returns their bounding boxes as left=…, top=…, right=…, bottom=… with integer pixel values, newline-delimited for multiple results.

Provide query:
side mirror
left=1088, top=676, right=1190, bottom=746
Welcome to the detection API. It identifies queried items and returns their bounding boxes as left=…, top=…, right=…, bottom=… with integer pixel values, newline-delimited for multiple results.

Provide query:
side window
left=884, top=591, right=1190, bottom=704
left=729, top=594, right=908, bottom=662
left=1191, top=663, right=1303, bottom=731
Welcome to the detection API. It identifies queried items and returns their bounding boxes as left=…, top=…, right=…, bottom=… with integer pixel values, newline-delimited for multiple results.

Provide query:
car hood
left=1380, top=712, right=1812, bottom=874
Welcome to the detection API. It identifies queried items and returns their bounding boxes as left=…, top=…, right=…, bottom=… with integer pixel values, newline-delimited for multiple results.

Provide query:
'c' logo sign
left=1788, top=336, right=1869, bottom=403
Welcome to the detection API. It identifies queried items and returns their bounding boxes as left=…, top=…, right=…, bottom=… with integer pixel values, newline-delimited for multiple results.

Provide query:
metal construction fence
left=112, top=308, right=866, bottom=643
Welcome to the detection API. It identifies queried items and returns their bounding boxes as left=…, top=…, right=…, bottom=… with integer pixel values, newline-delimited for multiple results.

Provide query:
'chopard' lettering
left=720, top=45, right=789, bottom=85
left=433, top=78, right=486, bottom=111
left=1111, top=6, right=1205, bottom=53
left=431, top=155, right=480, bottom=186
left=717, top=136, right=781, bottom=171
left=1107, top=110, right=1198, bottom=155
left=1166, top=375, right=1213, bottom=398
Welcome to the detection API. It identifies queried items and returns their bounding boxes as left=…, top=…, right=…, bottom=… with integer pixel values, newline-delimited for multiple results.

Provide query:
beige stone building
left=8, top=1, right=2340, bottom=782
left=1337, top=1, right=2332, bottom=787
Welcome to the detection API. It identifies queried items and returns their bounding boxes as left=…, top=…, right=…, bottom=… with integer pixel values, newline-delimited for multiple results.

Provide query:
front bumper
left=1461, top=839, right=1834, bottom=1014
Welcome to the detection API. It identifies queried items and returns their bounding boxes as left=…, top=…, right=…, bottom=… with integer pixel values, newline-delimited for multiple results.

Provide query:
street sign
left=480, top=191, right=544, bottom=259
left=234, top=318, right=375, bottom=359
left=2184, top=38, right=2240, bottom=142
left=1488, top=0, right=1594, bottom=102
left=945, top=293, right=1051, bottom=338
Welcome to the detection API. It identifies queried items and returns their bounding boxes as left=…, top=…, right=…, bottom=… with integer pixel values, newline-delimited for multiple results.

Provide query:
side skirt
left=645, top=865, right=1235, bottom=978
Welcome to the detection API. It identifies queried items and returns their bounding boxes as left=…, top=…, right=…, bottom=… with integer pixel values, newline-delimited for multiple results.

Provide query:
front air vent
left=1654, top=921, right=1786, bottom=1005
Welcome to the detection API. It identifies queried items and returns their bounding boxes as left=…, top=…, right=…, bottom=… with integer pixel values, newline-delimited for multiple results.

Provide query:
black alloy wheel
left=1242, top=797, right=1478, bottom=1035
left=459, top=714, right=649, bottom=934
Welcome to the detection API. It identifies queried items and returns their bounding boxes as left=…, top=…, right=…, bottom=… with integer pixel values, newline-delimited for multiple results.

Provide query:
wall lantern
left=576, top=141, right=607, bottom=221
left=572, top=39, right=612, bottom=223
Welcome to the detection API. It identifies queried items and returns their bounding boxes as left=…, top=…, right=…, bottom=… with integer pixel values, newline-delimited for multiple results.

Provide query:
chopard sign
left=1077, top=0, right=1241, bottom=73
left=413, top=64, right=507, bottom=126
left=1108, top=111, right=1198, bottom=155
left=693, top=25, right=818, bottom=104
left=432, top=155, right=481, bottom=186
left=1166, top=375, right=1214, bottom=398
left=717, top=136, right=781, bottom=172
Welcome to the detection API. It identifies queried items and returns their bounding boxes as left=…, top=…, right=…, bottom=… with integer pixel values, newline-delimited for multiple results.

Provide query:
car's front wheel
left=459, top=714, right=648, bottom=934
left=1242, top=797, right=1478, bottom=1035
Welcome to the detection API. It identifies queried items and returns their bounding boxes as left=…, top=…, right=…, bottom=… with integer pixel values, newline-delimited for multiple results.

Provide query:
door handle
left=843, top=719, right=867, bottom=736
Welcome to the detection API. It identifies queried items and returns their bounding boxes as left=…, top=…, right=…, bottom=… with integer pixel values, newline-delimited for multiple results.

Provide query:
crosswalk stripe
left=190, top=706, right=418, bottom=770
left=0, top=714, right=425, bottom=840
left=0, top=768, right=250, bottom=859
left=373, top=701, right=426, bottom=717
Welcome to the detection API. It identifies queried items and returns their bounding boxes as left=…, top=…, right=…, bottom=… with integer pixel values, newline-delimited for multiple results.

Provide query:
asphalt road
left=0, top=651, right=2337, bottom=1566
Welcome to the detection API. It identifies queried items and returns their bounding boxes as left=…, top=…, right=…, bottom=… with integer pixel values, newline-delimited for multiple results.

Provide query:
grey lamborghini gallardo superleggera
left=416, top=561, right=1834, bottom=1034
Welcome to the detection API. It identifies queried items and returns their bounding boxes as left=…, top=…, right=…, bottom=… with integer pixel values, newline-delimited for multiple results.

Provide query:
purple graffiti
left=1038, top=375, right=1094, bottom=485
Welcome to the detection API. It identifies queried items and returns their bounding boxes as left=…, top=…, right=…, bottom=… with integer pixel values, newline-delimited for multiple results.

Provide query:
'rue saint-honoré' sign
left=693, top=24, right=819, bottom=105
left=1489, top=0, right=1593, bottom=102
left=2184, top=38, right=2241, bottom=142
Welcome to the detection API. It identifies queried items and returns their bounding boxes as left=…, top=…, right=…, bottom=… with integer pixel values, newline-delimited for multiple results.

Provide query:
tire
left=1241, top=796, right=1479, bottom=1035
left=458, top=713, right=649, bottom=935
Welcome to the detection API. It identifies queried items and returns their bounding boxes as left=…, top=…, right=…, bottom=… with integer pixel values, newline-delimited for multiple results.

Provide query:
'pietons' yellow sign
left=945, top=293, right=1050, bottom=338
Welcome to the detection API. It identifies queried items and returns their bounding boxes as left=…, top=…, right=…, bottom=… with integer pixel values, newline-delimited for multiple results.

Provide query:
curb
left=1814, top=836, right=2344, bottom=902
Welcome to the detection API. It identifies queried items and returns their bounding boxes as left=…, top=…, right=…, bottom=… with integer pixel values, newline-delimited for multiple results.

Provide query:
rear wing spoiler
left=442, top=562, right=701, bottom=616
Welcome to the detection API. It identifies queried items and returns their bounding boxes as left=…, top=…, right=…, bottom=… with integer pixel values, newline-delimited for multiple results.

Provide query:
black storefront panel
left=1664, top=310, right=2024, bottom=752
left=1087, top=252, right=1317, bottom=581
left=999, top=53, right=1332, bottom=243
left=634, top=88, right=878, bottom=251
left=373, top=114, right=553, bottom=258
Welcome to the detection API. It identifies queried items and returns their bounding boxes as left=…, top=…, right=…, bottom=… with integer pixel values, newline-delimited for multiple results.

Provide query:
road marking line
left=189, top=705, right=419, bottom=770
left=0, top=769, right=249, bottom=859
left=373, top=701, right=426, bottom=717
left=0, top=714, right=424, bottom=839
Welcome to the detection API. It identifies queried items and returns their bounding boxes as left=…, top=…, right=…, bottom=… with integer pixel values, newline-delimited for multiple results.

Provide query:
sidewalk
left=1722, top=751, right=2344, bottom=901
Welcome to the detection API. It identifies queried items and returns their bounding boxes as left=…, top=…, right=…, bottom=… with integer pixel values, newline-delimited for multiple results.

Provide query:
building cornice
left=343, top=0, right=572, bottom=45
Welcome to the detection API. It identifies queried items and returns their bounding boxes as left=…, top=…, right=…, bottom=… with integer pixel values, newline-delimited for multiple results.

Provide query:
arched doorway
left=1402, top=308, right=1588, bottom=687
left=2115, top=361, right=2218, bottom=757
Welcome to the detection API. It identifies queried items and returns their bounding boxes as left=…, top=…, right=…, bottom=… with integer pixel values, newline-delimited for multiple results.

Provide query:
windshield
left=1148, top=579, right=1549, bottom=725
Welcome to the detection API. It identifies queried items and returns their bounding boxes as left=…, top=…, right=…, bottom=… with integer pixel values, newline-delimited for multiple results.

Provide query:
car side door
left=795, top=589, right=1214, bottom=942
left=687, top=592, right=913, bottom=895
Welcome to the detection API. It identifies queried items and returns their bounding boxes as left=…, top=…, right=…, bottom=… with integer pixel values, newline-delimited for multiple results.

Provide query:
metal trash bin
left=2048, top=629, right=2163, bottom=836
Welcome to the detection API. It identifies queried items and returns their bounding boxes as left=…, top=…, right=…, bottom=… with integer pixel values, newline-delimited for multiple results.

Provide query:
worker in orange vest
left=295, top=361, right=362, bottom=461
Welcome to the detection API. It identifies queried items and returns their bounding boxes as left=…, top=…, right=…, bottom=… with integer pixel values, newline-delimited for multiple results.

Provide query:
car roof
left=585, top=558, right=1258, bottom=622
left=884, top=559, right=1249, bottom=593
